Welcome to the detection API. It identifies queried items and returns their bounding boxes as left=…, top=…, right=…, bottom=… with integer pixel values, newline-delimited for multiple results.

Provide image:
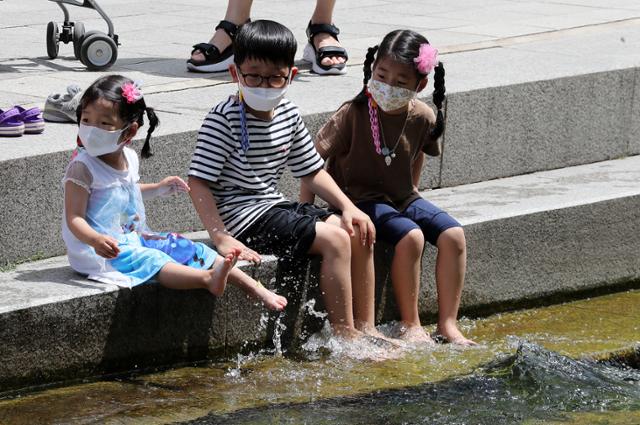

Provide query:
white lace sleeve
left=63, top=161, right=93, bottom=193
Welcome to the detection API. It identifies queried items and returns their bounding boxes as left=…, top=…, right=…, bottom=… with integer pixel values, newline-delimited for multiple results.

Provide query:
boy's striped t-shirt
left=188, top=96, right=324, bottom=236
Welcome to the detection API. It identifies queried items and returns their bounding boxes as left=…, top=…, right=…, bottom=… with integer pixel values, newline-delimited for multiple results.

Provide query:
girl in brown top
left=301, top=29, right=476, bottom=346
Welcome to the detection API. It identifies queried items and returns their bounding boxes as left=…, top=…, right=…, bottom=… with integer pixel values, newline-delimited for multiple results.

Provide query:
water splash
left=225, top=353, right=248, bottom=380
left=192, top=342, right=640, bottom=424
left=301, top=322, right=401, bottom=361
left=303, top=298, right=328, bottom=320
left=271, top=313, right=286, bottom=356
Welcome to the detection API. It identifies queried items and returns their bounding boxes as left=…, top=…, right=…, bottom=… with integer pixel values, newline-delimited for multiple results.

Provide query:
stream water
left=0, top=290, right=638, bottom=424
left=185, top=342, right=640, bottom=425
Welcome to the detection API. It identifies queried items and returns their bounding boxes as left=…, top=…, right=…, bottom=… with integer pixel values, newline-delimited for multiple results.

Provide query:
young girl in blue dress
left=301, top=30, right=475, bottom=345
left=62, top=74, right=287, bottom=311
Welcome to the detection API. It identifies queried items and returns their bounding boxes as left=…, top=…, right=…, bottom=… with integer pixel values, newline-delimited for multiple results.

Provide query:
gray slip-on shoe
left=43, top=84, right=83, bottom=123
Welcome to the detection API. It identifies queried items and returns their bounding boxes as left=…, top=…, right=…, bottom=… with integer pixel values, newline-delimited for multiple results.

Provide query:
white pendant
left=385, top=155, right=392, bottom=166
left=381, top=147, right=390, bottom=156
left=391, top=152, right=396, bottom=158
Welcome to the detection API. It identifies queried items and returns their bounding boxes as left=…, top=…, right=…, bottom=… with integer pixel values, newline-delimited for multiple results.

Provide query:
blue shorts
left=356, top=198, right=461, bottom=246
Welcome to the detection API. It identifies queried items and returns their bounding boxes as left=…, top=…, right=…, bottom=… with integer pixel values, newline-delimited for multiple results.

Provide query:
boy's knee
left=438, top=227, right=466, bottom=254
left=317, top=224, right=351, bottom=255
left=331, top=226, right=351, bottom=252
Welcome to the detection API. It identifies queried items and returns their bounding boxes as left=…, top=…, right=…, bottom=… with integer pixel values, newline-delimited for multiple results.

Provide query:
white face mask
left=368, top=79, right=417, bottom=112
left=78, top=123, right=128, bottom=157
left=238, top=80, right=289, bottom=112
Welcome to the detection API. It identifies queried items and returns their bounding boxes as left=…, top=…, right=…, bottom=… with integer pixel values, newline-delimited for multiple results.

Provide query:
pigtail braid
left=141, top=106, right=159, bottom=159
left=430, top=61, right=446, bottom=140
left=350, top=45, right=380, bottom=104
left=363, top=45, right=379, bottom=86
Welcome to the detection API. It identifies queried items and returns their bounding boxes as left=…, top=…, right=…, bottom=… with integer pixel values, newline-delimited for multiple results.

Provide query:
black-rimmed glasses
left=239, top=71, right=290, bottom=88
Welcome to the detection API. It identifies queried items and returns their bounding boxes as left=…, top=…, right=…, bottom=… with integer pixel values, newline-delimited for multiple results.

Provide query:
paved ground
left=1, top=0, right=640, bottom=161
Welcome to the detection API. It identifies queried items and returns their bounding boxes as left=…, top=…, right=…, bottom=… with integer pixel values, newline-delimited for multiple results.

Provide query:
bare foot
left=435, top=324, right=478, bottom=346
left=356, top=321, right=405, bottom=348
left=335, top=328, right=400, bottom=360
left=331, top=324, right=365, bottom=340
left=313, top=32, right=346, bottom=66
left=191, top=28, right=232, bottom=62
left=397, top=323, right=436, bottom=346
left=251, top=280, right=288, bottom=311
left=207, top=248, right=239, bottom=296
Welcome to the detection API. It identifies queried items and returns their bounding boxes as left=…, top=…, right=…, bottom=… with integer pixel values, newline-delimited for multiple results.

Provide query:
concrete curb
left=2, top=156, right=639, bottom=393
left=2, top=68, right=639, bottom=265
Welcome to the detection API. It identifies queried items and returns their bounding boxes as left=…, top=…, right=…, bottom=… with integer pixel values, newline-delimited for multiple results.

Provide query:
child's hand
left=215, top=233, right=261, bottom=264
left=341, top=207, right=376, bottom=247
left=156, top=176, right=190, bottom=197
left=91, top=234, right=120, bottom=259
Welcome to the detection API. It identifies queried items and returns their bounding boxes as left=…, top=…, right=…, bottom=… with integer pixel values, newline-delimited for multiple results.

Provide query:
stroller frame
left=46, top=0, right=119, bottom=70
left=49, top=0, right=116, bottom=40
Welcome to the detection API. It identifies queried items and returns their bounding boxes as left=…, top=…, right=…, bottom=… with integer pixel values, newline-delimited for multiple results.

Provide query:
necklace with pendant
left=377, top=105, right=410, bottom=166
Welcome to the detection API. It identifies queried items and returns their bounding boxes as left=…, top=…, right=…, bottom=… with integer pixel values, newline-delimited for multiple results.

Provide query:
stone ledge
left=3, top=67, right=640, bottom=265
left=1, top=156, right=639, bottom=393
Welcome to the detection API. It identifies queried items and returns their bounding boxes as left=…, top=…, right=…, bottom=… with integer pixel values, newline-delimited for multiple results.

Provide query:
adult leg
left=309, top=0, right=347, bottom=67
left=190, top=0, right=252, bottom=63
left=307, top=219, right=360, bottom=338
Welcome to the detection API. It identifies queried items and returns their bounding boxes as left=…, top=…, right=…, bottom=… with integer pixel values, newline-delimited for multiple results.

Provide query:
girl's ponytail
left=351, top=45, right=379, bottom=104
left=141, top=106, right=158, bottom=159
left=362, top=45, right=379, bottom=86
left=430, top=61, right=446, bottom=140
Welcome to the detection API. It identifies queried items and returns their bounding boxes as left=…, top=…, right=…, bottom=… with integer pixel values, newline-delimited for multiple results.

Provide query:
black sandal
left=187, top=20, right=244, bottom=73
left=303, top=21, right=348, bottom=75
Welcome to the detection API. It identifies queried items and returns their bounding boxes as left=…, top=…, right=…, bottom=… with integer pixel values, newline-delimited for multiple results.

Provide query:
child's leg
left=227, top=267, right=288, bottom=311
left=434, top=227, right=475, bottom=345
left=156, top=251, right=237, bottom=296
left=391, top=229, right=433, bottom=344
left=404, top=199, right=476, bottom=345
left=352, top=202, right=429, bottom=342
left=324, top=215, right=377, bottom=335
left=307, top=219, right=361, bottom=338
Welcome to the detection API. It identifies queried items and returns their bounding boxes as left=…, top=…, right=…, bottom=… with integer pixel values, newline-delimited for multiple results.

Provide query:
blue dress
left=62, top=148, right=217, bottom=287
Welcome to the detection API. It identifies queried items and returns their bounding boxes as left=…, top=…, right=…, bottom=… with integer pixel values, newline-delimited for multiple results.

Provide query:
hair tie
left=414, top=43, right=438, bottom=74
left=122, top=80, right=143, bottom=104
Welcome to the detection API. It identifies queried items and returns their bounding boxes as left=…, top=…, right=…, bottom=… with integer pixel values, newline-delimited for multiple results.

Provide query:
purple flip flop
left=0, top=107, right=25, bottom=137
left=13, top=105, right=45, bottom=134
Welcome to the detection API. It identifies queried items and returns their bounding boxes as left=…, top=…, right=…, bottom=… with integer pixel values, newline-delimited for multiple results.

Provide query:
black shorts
left=237, top=201, right=333, bottom=260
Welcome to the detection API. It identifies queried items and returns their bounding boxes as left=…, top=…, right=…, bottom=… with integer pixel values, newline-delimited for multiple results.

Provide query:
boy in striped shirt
left=188, top=20, right=382, bottom=341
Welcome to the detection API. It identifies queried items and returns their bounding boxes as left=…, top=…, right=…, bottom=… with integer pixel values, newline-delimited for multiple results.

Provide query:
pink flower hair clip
left=122, top=80, right=143, bottom=104
left=414, top=43, right=439, bottom=74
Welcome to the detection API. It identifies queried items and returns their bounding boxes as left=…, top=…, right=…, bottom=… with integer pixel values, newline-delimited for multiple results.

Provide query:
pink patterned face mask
left=368, top=79, right=416, bottom=112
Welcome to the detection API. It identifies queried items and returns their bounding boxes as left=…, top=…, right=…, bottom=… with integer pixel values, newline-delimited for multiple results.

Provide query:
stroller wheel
left=46, top=22, right=60, bottom=59
left=73, top=22, right=85, bottom=60
left=80, top=33, right=118, bottom=71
